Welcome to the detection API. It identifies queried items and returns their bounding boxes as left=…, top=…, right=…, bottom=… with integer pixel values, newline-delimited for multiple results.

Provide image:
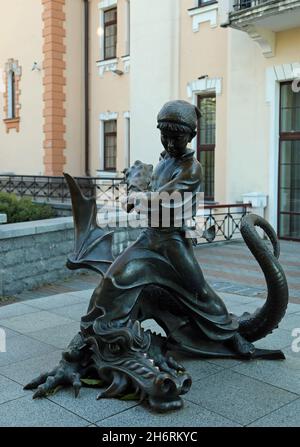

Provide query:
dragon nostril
left=159, top=377, right=176, bottom=395
left=181, top=377, right=192, bottom=394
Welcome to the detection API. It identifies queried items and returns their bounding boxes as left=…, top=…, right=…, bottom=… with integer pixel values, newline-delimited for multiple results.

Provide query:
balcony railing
left=233, top=0, right=275, bottom=11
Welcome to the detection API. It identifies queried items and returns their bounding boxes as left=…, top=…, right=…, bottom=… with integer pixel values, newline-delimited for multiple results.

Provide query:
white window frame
left=98, top=0, right=118, bottom=61
left=124, top=111, right=130, bottom=168
left=99, top=112, right=119, bottom=177
left=187, top=77, right=222, bottom=153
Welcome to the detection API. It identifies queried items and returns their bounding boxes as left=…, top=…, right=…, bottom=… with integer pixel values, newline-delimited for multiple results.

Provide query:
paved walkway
left=0, top=289, right=299, bottom=427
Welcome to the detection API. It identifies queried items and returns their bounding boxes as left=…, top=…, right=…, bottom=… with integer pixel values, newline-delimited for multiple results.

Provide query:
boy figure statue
left=24, top=101, right=288, bottom=412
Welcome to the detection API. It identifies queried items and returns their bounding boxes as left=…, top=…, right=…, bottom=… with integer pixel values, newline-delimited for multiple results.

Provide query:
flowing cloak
left=81, top=149, right=240, bottom=357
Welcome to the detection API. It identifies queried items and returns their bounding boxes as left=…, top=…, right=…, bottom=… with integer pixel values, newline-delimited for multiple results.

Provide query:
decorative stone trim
left=188, top=3, right=218, bottom=32
left=96, top=58, right=118, bottom=77
left=187, top=77, right=222, bottom=98
left=99, top=112, right=118, bottom=121
left=244, top=25, right=275, bottom=58
left=42, top=0, right=66, bottom=176
left=121, top=55, right=130, bottom=74
left=3, top=59, right=22, bottom=133
left=99, top=0, right=117, bottom=9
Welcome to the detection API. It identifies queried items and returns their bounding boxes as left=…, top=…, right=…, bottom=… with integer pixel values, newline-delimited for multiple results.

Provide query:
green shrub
left=0, top=192, right=55, bottom=223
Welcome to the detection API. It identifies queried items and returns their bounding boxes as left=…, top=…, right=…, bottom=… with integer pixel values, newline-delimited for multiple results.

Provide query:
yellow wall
left=89, top=0, right=130, bottom=175
left=180, top=0, right=229, bottom=203
left=0, top=0, right=44, bottom=175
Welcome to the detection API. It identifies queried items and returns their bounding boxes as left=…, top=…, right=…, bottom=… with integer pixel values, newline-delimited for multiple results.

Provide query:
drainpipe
left=83, top=0, right=90, bottom=176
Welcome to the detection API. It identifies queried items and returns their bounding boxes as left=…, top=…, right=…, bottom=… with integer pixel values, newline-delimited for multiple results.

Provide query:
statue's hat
left=157, top=100, right=201, bottom=132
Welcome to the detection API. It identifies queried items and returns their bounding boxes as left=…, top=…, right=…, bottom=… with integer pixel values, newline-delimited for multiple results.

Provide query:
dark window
left=104, top=120, right=117, bottom=171
left=278, top=82, right=300, bottom=240
left=197, top=94, right=216, bottom=201
left=104, top=8, right=117, bottom=60
left=198, top=0, right=218, bottom=7
left=8, top=70, right=16, bottom=119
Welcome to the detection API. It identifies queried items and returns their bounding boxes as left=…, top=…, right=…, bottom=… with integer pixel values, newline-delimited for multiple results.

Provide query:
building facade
left=0, top=0, right=300, bottom=240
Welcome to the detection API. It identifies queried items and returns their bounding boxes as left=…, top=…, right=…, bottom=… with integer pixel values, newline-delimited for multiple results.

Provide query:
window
left=104, top=120, right=117, bottom=171
left=278, top=82, right=300, bottom=240
left=198, top=0, right=218, bottom=6
left=3, top=59, right=21, bottom=133
left=7, top=71, right=16, bottom=119
left=197, top=94, right=216, bottom=201
left=104, top=7, right=117, bottom=60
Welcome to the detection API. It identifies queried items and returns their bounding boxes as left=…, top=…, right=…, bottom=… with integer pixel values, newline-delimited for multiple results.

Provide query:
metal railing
left=233, top=0, right=275, bottom=11
left=0, top=174, right=125, bottom=206
left=193, top=203, right=251, bottom=244
left=0, top=174, right=251, bottom=243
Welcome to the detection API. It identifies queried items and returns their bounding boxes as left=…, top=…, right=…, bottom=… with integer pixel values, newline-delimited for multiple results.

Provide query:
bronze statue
left=24, top=100, right=289, bottom=412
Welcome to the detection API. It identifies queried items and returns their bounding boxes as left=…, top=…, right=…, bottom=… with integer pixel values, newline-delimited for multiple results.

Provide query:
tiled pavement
left=0, top=289, right=299, bottom=427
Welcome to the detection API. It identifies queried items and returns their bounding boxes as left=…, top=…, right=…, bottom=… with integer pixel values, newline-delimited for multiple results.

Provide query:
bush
left=0, top=192, right=55, bottom=223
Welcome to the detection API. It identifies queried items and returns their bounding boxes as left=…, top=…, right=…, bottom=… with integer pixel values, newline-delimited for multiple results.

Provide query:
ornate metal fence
left=233, top=0, right=274, bottom=11
left=193, top=203, right=251, bottom=244
left=0, top=175, right=251, bottom=243
left=0, top=174, right=125, bottom=206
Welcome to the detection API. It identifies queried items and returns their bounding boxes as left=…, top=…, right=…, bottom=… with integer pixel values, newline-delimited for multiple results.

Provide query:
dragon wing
left=64, top=173, right=114, bottom=276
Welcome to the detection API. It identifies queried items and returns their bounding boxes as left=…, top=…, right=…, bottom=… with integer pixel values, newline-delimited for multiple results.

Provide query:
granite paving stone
left=0, top=374, right=27, bottom=404
left=184, top=369, right=298, bottom=425
left=96, top=399, right=241, bottom=427
left=0, top=334, right=57, bottom=367
left=0, top=350, right=63, bottom=386
left=248, top=398, right=300, bottom=427
left=254, top=328, right=294, bottom=351
left=48, top=387, right=139, bottom=424
left=232, top=349, right=300, bottom=395
left=0, top=303, right=40, bottom=320
left=279, top=313, right=300, bottom=331
left=0, top=395, right=88, bottom=427
left=49, top=303, right=89, bottom=322
left=0, top=310, right=74, bottom=334
left=26, top=321, right=80, bottom=349
left=25, top=292, right=86, bottom=310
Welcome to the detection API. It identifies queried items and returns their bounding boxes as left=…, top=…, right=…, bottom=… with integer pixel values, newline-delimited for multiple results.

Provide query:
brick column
left=42, top=0, right=66, bottom=176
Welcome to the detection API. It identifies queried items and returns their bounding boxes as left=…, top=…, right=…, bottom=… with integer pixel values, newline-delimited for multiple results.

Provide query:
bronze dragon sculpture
left=25, top=100, right=289, bottom=413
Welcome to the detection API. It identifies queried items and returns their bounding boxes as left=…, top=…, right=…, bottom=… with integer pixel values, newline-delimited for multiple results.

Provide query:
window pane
left=198, top=95, right=216, bottom=200
left=280, top=214, right=300, bottom=239
left=104, top=9, right=117, bottom=24
left=199, top=97, right=216, bottom=145
left=199, top=150, right=215, bottom=200
left=104, top=8, right=117, bottom=60
left=7, top=71, right=15, bottom=119
left=281, top=84, right=300, bottom=132
left=104, top=120, right=117, bottom=170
